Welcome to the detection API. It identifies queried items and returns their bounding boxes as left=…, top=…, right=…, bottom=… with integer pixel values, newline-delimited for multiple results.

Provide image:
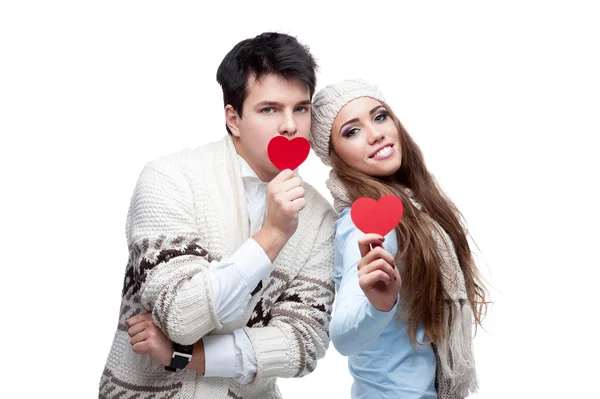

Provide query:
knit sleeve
left=243, top=206, right=337, bottom=382
left=124, top=156, right=222, bottom=345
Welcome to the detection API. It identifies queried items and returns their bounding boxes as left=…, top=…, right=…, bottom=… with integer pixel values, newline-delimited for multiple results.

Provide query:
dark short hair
left=216, top=32, right=317, bottom=134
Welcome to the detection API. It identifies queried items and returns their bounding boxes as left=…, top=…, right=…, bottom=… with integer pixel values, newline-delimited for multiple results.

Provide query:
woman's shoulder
left=334, top=207, right=355, bottom=241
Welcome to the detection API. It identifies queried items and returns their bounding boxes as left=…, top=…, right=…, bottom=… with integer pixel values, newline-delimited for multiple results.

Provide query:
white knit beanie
left=310, top=79, right=386, bottom=166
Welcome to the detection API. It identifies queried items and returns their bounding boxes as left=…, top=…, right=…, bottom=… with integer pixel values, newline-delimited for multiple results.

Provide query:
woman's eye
left=344, top=127, right=360, bottom=137
left=374, top=113, right=388, bottom=122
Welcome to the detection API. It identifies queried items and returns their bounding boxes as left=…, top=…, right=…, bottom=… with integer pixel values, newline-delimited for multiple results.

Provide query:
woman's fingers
left=359, top=258, right=397, bottom=282
left=357, top=234, right=385, bottom=258
left=360, top=246, right=395, bottom=269
left=359, top=270, right=392, bottom=290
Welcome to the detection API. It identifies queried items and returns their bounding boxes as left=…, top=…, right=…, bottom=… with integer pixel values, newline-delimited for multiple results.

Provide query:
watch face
left=173, top=343, right=194, bottom=354
left=167, top=343, right=193, bottom=370
left=171, top=354, right=191, bottom=370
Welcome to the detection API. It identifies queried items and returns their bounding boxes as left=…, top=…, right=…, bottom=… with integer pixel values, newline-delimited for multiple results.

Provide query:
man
left=99, top=32, right=337, bottom=398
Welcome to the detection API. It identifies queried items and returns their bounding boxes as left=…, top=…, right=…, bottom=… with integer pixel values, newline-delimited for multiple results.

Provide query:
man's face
left=227, top=73, right=311, bottom=181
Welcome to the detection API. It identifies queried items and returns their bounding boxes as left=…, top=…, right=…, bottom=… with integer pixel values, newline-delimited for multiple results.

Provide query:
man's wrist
left=188, top=339, right=206, bottom=375
left=164, top=343, right=194, bottom=372
left=253, top=224, right=288, bottom=262
left=262, top=223, right=289, bottom=243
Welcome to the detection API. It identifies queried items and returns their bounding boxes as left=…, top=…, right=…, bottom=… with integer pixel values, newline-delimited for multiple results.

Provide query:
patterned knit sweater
left=99, top=135, right=337, bottom=399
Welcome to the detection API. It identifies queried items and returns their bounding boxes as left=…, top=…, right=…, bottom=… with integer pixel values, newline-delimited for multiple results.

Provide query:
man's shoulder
left=298, top=181, right=337, bottom=239
left=142, top=137, right=226, bottom=176
left=302, top=181, right=335, bottom=215
left=146, top=147, right=191, bottom=168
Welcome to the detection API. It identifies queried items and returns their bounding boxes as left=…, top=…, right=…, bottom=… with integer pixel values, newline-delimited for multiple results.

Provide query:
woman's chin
left=369, top=161, right=401, bottom=178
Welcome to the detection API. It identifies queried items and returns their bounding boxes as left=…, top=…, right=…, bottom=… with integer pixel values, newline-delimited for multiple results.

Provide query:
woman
left=309, top=79, right=488, bottom=399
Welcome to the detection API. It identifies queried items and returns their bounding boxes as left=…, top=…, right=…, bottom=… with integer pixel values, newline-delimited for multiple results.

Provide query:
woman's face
left=330, top=97, right=402, bottom=177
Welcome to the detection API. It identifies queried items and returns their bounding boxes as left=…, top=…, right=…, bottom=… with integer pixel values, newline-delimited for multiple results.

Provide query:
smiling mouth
left=369, top=144, right=394, bottom=159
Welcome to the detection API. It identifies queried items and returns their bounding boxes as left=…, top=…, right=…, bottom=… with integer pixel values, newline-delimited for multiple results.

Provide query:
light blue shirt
left=329, top=208, right=437, bottom=399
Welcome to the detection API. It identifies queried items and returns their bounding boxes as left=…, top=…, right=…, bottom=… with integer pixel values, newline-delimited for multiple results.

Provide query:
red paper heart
left=267, top=136, right=310, bottom=171
left=350, top=195, right=404, bottom=236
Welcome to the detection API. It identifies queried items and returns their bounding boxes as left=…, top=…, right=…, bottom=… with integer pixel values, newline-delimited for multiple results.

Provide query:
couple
left=99, top=32, right=487, bottom=399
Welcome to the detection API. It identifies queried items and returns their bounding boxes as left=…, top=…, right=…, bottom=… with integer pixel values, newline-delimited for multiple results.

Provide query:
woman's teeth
left=375, top=146, right=392, bottom=157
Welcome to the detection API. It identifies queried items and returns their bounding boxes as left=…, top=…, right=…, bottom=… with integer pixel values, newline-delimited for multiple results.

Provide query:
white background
left=1, top=1, right=599, bottom=398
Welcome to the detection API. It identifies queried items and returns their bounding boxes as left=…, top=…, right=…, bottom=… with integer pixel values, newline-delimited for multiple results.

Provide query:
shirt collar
left=238, top=155, right=265, bottom=183
left=237, top=154, right=302, bottom=183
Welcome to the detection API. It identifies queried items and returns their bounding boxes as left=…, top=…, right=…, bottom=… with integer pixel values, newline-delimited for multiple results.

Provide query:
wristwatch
left=165, top=343, right=194, bottom=372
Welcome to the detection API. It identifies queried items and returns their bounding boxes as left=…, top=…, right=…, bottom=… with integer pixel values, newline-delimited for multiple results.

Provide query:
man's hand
left=254, top=169, right=305, bottom=262
left=125, top=313, right=206, bottom=374
left=263, top=169, right=305, bottom=239
left=125, top=313, right=172, bottom=366
left=357, top=234, right=402, bottom=312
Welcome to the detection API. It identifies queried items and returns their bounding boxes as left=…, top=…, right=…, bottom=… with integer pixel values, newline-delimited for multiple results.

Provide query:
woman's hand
left=125, top=313, right=172, bottom=366
left=357, top=234, right=402, bottom=312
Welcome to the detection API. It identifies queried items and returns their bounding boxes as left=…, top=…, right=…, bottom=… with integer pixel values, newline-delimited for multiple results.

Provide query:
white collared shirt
left=202, top=155, right=273, bottom=384
left=239, top=155, right=269, bottom=236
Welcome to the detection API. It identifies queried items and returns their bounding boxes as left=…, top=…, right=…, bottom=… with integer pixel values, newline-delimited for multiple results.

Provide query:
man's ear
left=225, top=105, right=241, bottom=137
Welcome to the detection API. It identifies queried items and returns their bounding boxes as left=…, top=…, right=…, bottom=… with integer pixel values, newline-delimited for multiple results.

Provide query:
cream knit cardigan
left=99, top=135, right=337, bottom=399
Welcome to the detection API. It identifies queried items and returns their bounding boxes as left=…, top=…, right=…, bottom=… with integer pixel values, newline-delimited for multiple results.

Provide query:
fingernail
left=379, top=237, right=385, bottom=242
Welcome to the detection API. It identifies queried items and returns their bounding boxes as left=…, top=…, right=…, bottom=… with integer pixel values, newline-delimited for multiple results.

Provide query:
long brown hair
left=329, top=103, right=488, bottom=345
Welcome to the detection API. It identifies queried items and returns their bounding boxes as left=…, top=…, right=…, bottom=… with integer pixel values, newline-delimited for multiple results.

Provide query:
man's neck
left=232, top=137, right=275, bottom=182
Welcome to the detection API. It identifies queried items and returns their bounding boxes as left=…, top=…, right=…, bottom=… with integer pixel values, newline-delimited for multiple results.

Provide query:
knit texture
left=326, top=170, right=478, bottom=399
left=310, top=79, right=386, bottom=166
left=99, top=135, right=337, bottom=399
